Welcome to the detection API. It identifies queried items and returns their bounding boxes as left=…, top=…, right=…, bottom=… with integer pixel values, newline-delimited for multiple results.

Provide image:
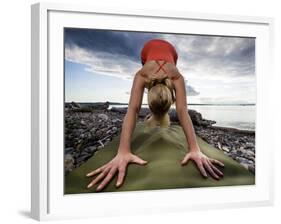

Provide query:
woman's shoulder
left=170, top=70, right=182, bottom=81
left=138, top=72, right=150, bottom=89
left=132, top=69, right=150, bottom=89
left=137, top=66, right=150, bottom=81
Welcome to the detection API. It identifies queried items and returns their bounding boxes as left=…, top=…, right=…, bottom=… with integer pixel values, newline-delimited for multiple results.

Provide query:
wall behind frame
left=0, top=0, right=280, bottom=223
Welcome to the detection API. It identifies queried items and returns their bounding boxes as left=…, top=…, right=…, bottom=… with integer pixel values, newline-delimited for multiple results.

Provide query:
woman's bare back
left=139, top=60, right=182, bottom=88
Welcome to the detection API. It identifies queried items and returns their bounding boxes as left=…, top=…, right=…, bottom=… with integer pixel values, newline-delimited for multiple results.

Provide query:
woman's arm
left=117, top=72, right=145, bottom=153
left=173, top=75, right=224, bottom=180
left=173, top=75, right=199, bottom=150
left=86, top=71, right=148, bottom=191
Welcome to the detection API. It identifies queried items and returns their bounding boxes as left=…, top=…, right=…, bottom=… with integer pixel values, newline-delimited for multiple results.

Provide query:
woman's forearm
left=177, top=108, right=200, bottom=152
left=117, top=108, right=138, bottom=154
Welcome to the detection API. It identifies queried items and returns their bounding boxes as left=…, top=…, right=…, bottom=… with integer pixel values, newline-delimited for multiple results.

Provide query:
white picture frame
left=31, top=2, right=275, bottom=221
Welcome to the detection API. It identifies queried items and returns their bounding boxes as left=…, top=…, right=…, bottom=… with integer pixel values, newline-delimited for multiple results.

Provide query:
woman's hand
left=181, top=150, right=224, bottom=180
left=86, top=152, right=148, bottom=192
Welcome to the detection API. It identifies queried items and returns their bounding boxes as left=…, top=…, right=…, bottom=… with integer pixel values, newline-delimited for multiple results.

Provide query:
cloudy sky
left=64, top=28, right=255, bottom=104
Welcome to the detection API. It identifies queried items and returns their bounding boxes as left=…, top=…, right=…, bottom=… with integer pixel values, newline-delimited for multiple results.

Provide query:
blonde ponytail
left=147, top=77, right=175, bottom=117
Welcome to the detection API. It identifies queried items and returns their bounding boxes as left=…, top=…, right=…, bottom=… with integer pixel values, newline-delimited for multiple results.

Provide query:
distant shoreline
left=65, top=102, right=255, bottom=131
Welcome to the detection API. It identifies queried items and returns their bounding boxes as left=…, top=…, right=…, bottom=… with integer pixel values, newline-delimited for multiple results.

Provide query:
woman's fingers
left=181, top=154, right=190, bottom=166
left=208, top=160, right=224, bottom=177
left=116, top=167, right=126, bottom=187
left=210, top=159, right=225, bottom=167
left=86, top=164, right=106, bottom=177
left=87, top=167, right=110, bottom=189
left=203, top=160, right=220, bottom=180
left=195, top=161, right=208, bottom=178
left=131, top=155, right=148, bottom=165
left=96, top=167, right=117, bottom=192
left=182, top=151, right=224, bottom=180
left=86, top=167, right=102, bottom=177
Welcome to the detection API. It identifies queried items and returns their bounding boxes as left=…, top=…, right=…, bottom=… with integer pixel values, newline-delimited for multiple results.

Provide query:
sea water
left=188, top=105, right=255, bottom=131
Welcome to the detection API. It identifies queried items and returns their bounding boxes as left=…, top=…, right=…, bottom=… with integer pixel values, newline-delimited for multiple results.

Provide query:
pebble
left=97, top=145, right=103, bottom=150
left=98, top=113, right=109, bottom=121
left=222, top=146, right=230, bottom=152
left=65, top=147, right=75, bottom=154
left=112, top=118, right=122, bottom=123
left=245, top=142, right=255, bottom=148
left=85, top=146, right=97, bottom=153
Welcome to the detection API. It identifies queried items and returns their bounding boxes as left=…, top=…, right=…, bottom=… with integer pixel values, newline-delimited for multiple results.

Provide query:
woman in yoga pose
left=86, top=39, right=225, bottom=191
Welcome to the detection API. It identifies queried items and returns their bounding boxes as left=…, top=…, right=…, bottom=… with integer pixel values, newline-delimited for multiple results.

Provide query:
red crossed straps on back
left=155, top=60, right=167, bottom=74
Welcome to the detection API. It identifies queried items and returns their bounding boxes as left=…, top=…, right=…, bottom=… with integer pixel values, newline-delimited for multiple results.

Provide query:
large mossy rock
left=65, top=123, right=254, bottom=194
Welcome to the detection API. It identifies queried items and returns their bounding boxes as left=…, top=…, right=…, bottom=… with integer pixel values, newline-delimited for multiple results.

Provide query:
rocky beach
left=64, top=102, right=255, bottom=175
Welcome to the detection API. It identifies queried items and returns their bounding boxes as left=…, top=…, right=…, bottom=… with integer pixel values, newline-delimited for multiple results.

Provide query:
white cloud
left=65, top=44, right=140, bottom=80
